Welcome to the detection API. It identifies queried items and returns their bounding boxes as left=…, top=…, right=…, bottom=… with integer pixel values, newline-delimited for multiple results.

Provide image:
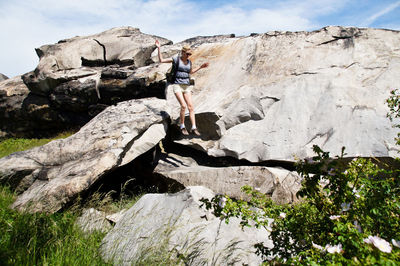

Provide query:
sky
left=1, top=0, right=399, bottom=78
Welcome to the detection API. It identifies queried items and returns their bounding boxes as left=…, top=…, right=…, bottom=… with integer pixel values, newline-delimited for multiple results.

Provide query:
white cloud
left=188, top=6, right=313, bottom=37
left=362, top=1, right=400, bottom=26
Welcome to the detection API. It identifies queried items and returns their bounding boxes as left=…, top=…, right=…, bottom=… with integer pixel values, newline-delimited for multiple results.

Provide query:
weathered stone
left=150, top=34, right=237, bottom=63
left=0, top=76, right=66, bottom=137
left=162, top=26, right=400, bottom=161
left=97, top=67, right=167, bottom=104
left=0, top=28, right=173, bottom=137
left=101, top=66, right=134, bottom=79
left=22, top=68, right=99, bottom=96
left=36, top=27, right=171, bottom=71
left=106, top=209, right=127, bottom=224
left=154, top=152, right=301, bottom=203
left=0, top=76, right=30, bottom=136
left=0, top=73, right=9, bottom=81
left=49, top=78, right=99, bottom=112
left=76, top=208, right=112, bottom=234
left=101, top=186, right=272, bottom=265
left=24, top=27, right=171, bottom=95
left=0, top=98, right=170, bottom=213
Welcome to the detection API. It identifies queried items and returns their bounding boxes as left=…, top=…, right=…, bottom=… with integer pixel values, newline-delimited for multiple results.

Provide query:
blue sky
left=1, top=0, right=399, bottom=78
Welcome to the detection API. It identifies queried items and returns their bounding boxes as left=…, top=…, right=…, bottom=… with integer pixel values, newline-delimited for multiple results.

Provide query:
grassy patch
left=0, top=131, right=74, bottom=158
left=0, top=185, right=110, bottom=265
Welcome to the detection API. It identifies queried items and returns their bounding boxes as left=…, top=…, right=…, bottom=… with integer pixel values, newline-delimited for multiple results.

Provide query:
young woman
left=155, top=40, right=209, bottom=136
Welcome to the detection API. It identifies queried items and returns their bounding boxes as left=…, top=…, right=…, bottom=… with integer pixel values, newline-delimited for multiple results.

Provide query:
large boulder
left=0, top=97, right=169, bottom=213
left=101, top=186, right=272, bottom=265
left=0, top=76, right=30, bottom=136
left=0, top=76, right=64, bottom=137
left=23, top=27, right=171, bottom=96
left=164, top=26, right=400, bottom=162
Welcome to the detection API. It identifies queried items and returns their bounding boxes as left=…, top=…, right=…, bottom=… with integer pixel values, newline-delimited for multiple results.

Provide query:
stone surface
left=150, top=34, right=237, bottom=63
left=101, top=186, right=272, bottom=265
left=154, top=152, right=301, bottom=203
left=23, top=27, right=170, bottom=96
left=0, top=76, right=64, bottom=137
left=161, top=26, right=400, bottom=162
left=106, top=209, right=127, bottom=224
left=97, top=64, right=167, bottom=105
left=76, top=208, right=112, bottom=234
left=0, top=76, right=30, bottom=136
left=0, top=73, right=9, bottom=81
left=0, top=98, right=169, bottom=213
left=35, top=27, right=170, bottom=72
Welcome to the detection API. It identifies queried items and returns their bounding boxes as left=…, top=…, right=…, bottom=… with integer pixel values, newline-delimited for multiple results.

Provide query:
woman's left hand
left=200, top=62, right=209, bottom=68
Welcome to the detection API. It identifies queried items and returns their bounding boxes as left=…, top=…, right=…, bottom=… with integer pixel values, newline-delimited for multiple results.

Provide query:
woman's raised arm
left=155, top=40, right=173, bottom=63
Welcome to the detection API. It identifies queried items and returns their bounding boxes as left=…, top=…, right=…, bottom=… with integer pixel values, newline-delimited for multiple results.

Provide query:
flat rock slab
left=0, top=98, right=169, bottom=213
left=101, top=186, right=272, bottom=265
left=154, top=152, right=301, bottom=204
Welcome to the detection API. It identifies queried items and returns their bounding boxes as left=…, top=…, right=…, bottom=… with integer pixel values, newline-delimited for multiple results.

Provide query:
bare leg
left=174, top=91, right=187, bottom=126
left=183, top=91, right=196, bottom=129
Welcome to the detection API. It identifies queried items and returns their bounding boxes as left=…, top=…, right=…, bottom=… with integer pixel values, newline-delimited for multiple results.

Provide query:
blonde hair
left=181, top=45, right=193, bottom=54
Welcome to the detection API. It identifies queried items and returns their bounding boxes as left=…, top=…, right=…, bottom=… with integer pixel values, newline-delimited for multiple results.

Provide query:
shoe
left=191, top=128, right=201, bottom=136
left=181, top=128, right=189, bottom=135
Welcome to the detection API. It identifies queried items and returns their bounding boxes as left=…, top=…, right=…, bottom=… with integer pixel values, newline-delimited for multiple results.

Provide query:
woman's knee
left=187, top=104, right=194, bottom=112
left=180, top=105, right=186, bottom=112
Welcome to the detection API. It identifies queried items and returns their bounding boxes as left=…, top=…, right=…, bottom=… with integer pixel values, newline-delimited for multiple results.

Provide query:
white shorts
left=170, top=83, right=193, bottom=94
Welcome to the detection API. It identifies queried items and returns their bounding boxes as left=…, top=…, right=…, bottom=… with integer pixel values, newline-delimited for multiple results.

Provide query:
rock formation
left=0, top=26, right=399, bottom=214
left=167, top=26, right=400, bottom=161
left=0, top=25, right=399, bottom=265
left=0, top=27, right=171, bottom=137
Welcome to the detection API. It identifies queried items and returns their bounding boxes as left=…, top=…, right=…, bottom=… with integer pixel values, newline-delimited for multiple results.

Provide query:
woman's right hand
left=155, top=40, right=160, bottom=48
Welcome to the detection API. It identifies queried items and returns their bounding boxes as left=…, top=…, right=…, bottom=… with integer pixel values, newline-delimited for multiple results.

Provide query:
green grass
left=0, top=186, right=110, bottom=265
left=0, top=131, right=74, bottom=159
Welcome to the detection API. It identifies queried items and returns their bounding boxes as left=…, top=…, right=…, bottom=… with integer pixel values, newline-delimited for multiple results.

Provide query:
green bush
left=387, top=89, right=400, bottom=146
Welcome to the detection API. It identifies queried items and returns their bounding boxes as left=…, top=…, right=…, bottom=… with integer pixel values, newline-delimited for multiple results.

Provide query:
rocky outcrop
left=0, top=27, right=171, bottom=137
left=0, top=26, right=399, bottom=213
left=101, top=186, right=272, bottom=265
left=165, top=26, right=400, bottom=161
left=23, top=26, right=170, bottom=97
left=0, top=98, right=169, bottom=213
left=2, top=26, right=398, bottom=160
